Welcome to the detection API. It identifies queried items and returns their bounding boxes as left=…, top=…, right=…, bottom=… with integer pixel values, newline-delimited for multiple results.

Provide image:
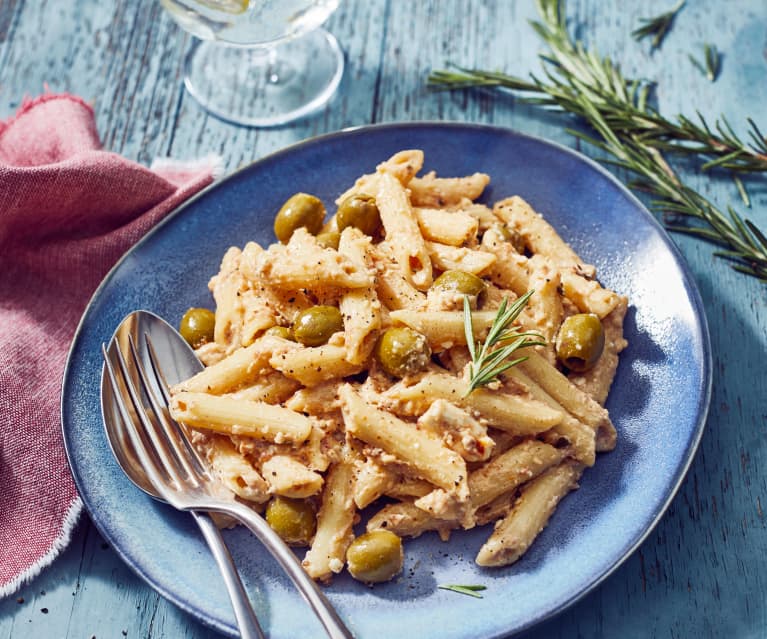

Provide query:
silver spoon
left=100, top=311, right=265, bottom=639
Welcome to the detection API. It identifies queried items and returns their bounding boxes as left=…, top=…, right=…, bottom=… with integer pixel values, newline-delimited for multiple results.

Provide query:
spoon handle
left=221, top=501, right=355, bottom=639
left=192, top=511, right=266, bottom=639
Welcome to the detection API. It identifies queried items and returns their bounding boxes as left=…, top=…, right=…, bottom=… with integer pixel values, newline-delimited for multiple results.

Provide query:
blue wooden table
left=1, top=1, right=765, bottom=637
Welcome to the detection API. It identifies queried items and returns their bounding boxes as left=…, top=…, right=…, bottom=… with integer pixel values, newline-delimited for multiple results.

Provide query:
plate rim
left=61, top=120, right=712, bottom=638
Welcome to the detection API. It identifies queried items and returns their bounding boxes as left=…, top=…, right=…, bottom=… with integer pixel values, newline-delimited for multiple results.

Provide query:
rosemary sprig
left=438, top=584, right=487, bottom=598
left=464, top=292, right=545, bottom=396
left=689, top=44, right=720, bottom=81
left=427, top=0, right=767, bottom=281
left=632, top=0, right=685, bottom=50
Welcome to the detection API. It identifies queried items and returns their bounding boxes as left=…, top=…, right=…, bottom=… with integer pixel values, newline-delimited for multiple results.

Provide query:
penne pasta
left=302, top=455, right=357, bottom=581
left=376, top=172, right=433, bottom=290
left=414, top=207, right=479, bottom=246
left=476, top=461, right=582, bottom=567
left=339, top=384, right=468, bottom=495
left=169, top=149, right=628, bottom=585
left=170, top=391, right=313, bottom=443
left=408, top=171, right=490, bottom=208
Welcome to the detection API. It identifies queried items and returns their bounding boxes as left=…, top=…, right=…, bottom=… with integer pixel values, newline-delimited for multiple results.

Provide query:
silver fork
left=102, top=330, right=354, bottom=639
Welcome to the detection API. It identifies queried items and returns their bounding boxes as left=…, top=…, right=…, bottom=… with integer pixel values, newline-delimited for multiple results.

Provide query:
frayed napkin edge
left=151, top=153, right=226, bottom=180
left=0, top=92, right=95, bottom=140
left=0, top=497, right=83, bottom=599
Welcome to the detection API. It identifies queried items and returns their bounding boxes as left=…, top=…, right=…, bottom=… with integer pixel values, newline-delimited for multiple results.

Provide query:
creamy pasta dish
left=168, top=150, right=628, bottom=584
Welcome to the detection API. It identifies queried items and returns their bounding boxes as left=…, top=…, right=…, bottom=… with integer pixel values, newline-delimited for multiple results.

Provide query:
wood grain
left=1, top=0, right=765, bottom=637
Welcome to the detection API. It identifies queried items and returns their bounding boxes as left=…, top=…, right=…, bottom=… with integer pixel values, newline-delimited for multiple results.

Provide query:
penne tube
left=338, top=228, right=382, bottom=364
left=408, top=171, right=490, bottom=208
left=262, top=455, right=324, bottom=498
left=506, top=367, right=598, bottom=464
left=367, top=500, right=452, bottom=542
left=413, top=207, right=479, bottom=246
left=335, top=150, right=424, bottom=205
left=517, top=350, right=616, bottom=449
left=302, top=456, right=357, bottom=581
left=369, top=242, right=427, bottom=311
left=525, top=255, right=563, bottom=363
left=170, top=391, right=312, bottom=443
left=475, top=461, right=583, bottom=567
left=384, top=477, right=434, bottom=500
left=339, top=384, right=468, bottom=493
left=224, top=371, right=301, bottom=404
left=376, top=172, right=433, bottom=291
left=376, top=149, right=424, bottom=184
left=493, top=196, right=587, bottom=273
left=388, top=309, right=497, bottom=349
left=467, top=439, right=567, bottom=510
left=480, top=227, right=531, bottom=296
left=559, top=269, right=620, bottom=319
left=425, top=241, right=496, bottom=275
left=207, top=436, right=270, bottom=503
left=173, top=335, right=298, bottom=395
left=209, top=247, right=246, bottom=351
left=269, top=344, right=364, bottom=387
left=384, top=373, right=563, bottom=435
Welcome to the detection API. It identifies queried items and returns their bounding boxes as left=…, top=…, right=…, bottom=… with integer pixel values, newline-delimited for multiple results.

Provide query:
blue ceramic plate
left=62, top=122, right=711, bottom=639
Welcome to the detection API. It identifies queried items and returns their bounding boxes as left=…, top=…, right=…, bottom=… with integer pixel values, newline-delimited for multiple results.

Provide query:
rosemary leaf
left=705, top=44, right=721, bottom=81
left=690, top=44, right=721, bottom=81
left=463, top=292, right=545, bottom=395
left=438, top=584, right=487, bottom=598
left=632, top=0, right=685, bottom=50
left=733, top=175, right=751, bottom=208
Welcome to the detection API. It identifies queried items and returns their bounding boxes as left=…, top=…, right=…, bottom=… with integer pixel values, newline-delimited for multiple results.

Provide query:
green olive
left=274, top=193, right=325, bottom=243
left=346, top=530, right=404, bottom=583
left=265, top=496, right=316, bottom=546
left=291, top=306, right=343, bottom=347
left=316, top=230, right=341, bottom=250
left=374, top=327, right=432, bottom=377
left=336, top=194, right=381, bottom=236
left=432, top=270, right=486, bottom=297
left=264, top=325, right=293, bottom=340
left=179, top=308, right=215, bottom=348
left=555, top=313, right=605, bottom=372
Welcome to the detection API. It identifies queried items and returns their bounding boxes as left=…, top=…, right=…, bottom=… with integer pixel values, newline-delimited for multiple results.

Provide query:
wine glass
left=160, top=0, right=344, bottom=127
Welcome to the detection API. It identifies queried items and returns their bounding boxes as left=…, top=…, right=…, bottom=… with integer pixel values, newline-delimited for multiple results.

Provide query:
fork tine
left=102, top=343, right=175, bottom=500
left=124, top=335, right=202, bottom=487
left=143, top=333, right=210, bottom=479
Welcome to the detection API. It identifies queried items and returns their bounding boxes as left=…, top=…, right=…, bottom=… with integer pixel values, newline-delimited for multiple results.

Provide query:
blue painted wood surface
left=1, top=0, right=765, bottom=637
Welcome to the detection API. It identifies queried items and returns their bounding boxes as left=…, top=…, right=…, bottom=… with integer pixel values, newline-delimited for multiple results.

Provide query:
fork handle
left=222, top=501, right=355, bottom=639
left=192, top=511, right=267, bottom=639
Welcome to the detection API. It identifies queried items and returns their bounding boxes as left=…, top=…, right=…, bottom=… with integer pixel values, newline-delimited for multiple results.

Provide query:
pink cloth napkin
left=0, top=94, right=218, bottom=597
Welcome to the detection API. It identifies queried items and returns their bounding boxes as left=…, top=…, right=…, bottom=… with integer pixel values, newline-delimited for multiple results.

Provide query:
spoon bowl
left=100, top=310, right=266, bottom=639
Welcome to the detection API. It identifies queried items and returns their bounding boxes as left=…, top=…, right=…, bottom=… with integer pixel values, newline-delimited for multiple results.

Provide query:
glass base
left=183, top=28, right=344, bottom=127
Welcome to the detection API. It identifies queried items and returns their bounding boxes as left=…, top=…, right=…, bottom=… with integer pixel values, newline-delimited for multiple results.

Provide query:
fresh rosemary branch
left=428, top=0, right=767, bottom=281
left=428, top=31, right=767, bottom=173
left=438, top=584, right=487, bottom=598
left=463, top=292, right=545, bottom=396
left=689, top=44, right=721, bottom=81
left=632, top=0, right=685, bottom=50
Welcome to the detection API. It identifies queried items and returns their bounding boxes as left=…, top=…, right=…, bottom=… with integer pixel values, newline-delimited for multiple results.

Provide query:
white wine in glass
left=160, top=0, right=343, bottom=127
